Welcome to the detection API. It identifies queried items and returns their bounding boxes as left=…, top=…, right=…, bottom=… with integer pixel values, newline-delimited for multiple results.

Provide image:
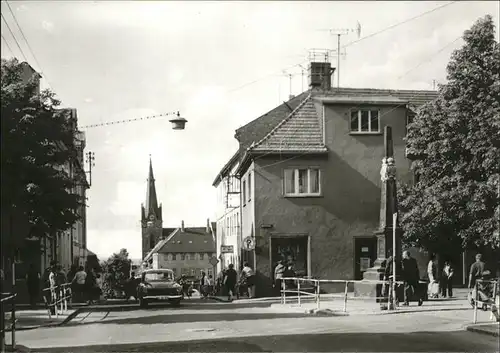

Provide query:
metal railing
left=472, top=279, right=499, bottom=324
left=280, top=277, right=411, bottom=313
left=42, top=283, right=72, bottom=319
left=1, top=292, right=18, bottom=352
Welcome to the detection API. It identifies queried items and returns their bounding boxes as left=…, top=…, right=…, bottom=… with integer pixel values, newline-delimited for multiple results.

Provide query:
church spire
left=145, top=155, right=159, bottom=218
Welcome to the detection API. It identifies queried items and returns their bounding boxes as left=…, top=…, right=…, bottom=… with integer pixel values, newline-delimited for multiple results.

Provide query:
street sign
left=243, top=236, right=255, bottom=251
left=209, top=256, right=219, bottom=267
left=220, top=245, right=234, bottom=253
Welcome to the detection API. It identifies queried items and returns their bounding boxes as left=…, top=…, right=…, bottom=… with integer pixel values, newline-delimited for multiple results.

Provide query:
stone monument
left=353, top=126, right=403, bottom=307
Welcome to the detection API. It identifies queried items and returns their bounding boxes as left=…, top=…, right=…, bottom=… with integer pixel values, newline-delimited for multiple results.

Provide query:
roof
left=144, top=227, right=216, bottom=261
left=234, top=91, right=311, bottom=155
left=250, top=94, right=328, bottom=154
left=232, top=86, right=438, bottom=176
left=212, top=150, right=240, bottom=187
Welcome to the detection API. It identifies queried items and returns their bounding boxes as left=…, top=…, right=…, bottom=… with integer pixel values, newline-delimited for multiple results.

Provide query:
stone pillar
left=353, top=126, right=403, bottom=305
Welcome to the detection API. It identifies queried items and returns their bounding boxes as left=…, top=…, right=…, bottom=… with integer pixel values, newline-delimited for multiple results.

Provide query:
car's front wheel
left=139, top=297, right=148, bottom=308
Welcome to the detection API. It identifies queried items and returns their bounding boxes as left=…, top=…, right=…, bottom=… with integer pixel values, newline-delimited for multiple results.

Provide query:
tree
left=1, top=59, right=83, bottom=247
left=101, top=248, right=131, bottom=298
left=399, top=15, right=500, bottom=254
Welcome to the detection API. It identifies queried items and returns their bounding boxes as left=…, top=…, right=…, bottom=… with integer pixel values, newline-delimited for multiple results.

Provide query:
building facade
left=216, top=59, right=442, bottom=296
left=143, top=221, right=216, bottom=279
left=213, top=152, right=242, bottom=273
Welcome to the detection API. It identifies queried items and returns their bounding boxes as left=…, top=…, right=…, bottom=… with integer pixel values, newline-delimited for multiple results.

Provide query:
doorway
left=354, top=236, right=377, bottom=280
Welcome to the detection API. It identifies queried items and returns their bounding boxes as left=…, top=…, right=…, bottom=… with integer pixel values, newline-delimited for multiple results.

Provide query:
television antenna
left=316, top=22, right=362, bottom=88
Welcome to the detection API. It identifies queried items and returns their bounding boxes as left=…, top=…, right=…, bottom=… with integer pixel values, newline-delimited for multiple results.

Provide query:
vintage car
left=136, top=269, right=183, bottom=308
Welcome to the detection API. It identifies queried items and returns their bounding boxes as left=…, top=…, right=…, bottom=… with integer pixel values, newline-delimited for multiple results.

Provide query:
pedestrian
left=468, top=253, right=485, bottom=290
left=401, top=250, right=422, bottom=306
left=47, top=261, right=58, bottom=314
left=274, top=260, right=285, bottom=294
left=224, top=264, right=237, bottom=301
left=25, top=263, right=40, bottom=308
left=282, top=263, right=296, bottom=291
left=72, top=266, right=87, bottom=302
left=208, top=275, right=214, bottom=296
left=200, top=271, right=210, bottom=299
left=85, top=267, right=96, bottom=304
left=241, top=262, right=256, bottom=299
left=427, top=254, right=439, bottom=299
left=217, top=269, right=226, bottom=296
left=441, top=260, right=454, bottom=298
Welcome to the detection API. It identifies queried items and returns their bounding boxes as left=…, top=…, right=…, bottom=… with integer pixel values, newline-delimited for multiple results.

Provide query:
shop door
left=354, top=237, right=377, bottom=280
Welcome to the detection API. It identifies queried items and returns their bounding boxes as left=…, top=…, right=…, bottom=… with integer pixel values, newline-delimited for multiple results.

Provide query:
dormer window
left=350, top=109, right=380, bottom=133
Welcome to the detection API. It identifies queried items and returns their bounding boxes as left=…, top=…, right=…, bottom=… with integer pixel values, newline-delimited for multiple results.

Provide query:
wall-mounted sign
left=243, top=236, right=255, bottom=250
left=360, top=257, right=371, bottom=272
left=209, top=256, right=219, bottom=267
left=221, top=245, right=234, bottom=253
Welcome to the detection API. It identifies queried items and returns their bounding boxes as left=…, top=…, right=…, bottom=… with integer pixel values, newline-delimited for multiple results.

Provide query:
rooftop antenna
left=298, top=64, right=306, bottom=92
left=316, top=21, right=362, bottom=89
left=433, top=79, right=436, bottom=90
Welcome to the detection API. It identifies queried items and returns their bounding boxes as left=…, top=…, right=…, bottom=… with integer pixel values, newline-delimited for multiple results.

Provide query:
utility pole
left=85, top=151, right=95, bottom=187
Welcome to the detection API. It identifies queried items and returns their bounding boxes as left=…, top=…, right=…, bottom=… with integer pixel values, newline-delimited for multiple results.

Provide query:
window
left=350, top=109, right=380, bottom=133
left=207, top=268, right=213, bottom=277
left=283, top=168, right=321, bottom=196
left=247, top=172, right=252, bottom=202
left=190, top=253, right=195, bottom=260
left=172, top=253, right=177, bottom=261
left=181, top=253, right=186, bottom=260
left=242, top=180, right=246, bottom=204
left=199, top=253, right=205, bottom=260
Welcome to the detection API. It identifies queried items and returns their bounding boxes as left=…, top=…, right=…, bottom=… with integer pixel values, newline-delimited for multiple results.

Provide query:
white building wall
left=215, top=162, right=241, bottom=274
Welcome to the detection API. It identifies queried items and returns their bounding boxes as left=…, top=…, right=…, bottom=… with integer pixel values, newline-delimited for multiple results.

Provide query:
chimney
left=181, top=220, right=185, bottom=232
left=308, top=62, right=335, bottom=90
left=206, top=218, right=210, bottom=233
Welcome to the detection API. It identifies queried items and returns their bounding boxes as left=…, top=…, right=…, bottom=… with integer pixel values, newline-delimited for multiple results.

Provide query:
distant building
left=140, top=157, right=216, bottom=278
left=143, top=220, right=216, bottom=279
left=213, top=151, right=241, bottom=273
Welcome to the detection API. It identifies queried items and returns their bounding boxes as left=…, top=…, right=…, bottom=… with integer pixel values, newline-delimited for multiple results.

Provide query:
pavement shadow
left=69, top=312, right=314, bottom=326
left=28, top=330, right=499, bottom=352
left=83, top=301, right=273, bottom=313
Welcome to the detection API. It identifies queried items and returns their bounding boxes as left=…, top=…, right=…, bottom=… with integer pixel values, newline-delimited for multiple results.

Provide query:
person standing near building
left=401, top=250, right=421, bottom=306
left=26, top=263, right=40, bottom=308
left=427, top=254, right=439, bottom=299
left=241, top=262, right=256, bottom=299
left=468, top=253, right=485, bottom=290
left=441, top=261, right=454, bottom=298
left=72, top=266, right=87, bottom=303
left=224, top=264, right=237, bottom=301
left=274, top=260, right=285, bottom=294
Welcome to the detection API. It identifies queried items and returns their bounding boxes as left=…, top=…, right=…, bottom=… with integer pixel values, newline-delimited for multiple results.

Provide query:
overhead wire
left=5, top=1, right=44, bottom=75
left=1, top=33, right=13, bottom=56
left=249, top=33, right=464, bottom=173
left=1, top=11, right=27, bottom=61
left=342, top=1, right=459, bottom=49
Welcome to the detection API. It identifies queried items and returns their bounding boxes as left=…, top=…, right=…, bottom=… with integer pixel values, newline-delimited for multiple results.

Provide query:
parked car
left=136, top=269, right=183, bottom=308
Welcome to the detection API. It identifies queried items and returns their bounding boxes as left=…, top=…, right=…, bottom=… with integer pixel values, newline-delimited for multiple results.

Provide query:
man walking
left=402, top=250, right=422, bottom=306
left=224, top=264, right=237, bottom=301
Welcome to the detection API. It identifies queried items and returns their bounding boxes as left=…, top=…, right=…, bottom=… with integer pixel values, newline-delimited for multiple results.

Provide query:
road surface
left=9, top=300, right=498, bottom=352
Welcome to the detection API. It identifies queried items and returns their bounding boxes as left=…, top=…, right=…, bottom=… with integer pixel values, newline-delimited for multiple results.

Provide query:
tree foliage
left=399, top=15, right=500, bottom=253
left=101, top=248, right=131, bottom=297
left=1, top=58, right=83, bottom=242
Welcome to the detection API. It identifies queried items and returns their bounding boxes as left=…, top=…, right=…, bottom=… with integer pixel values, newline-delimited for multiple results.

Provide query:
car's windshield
left=144, top=271, right=174, bottom=282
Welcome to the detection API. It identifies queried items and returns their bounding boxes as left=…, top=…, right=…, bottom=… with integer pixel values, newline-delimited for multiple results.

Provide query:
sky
left=1, top=1, right=498, bottom=261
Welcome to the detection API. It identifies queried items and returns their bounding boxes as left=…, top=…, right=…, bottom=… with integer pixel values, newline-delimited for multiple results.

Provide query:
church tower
left=141, top=156, right=163, bottom=259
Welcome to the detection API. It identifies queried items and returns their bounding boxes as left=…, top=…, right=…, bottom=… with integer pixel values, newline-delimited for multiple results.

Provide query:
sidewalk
left=3, top=309, right=78, bottom=331
left=465, top=323, right=499, bottom=337
left=270, top=296, right=476, bottom=316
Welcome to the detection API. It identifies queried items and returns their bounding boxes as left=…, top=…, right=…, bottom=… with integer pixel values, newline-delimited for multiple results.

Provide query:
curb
left=5, top=308, right=83, bottom=332
left=465, top=324, right=500, bottom=337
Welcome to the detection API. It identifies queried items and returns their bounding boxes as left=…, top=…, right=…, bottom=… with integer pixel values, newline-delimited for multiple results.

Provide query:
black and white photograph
left=0, top=1, right=499, bottom=352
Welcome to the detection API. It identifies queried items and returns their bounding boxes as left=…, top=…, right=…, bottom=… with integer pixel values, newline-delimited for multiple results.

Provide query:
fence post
left=64, top=286, right=68, bottom=312
left=54, top=288, right=58, bottom=319
left=281, top=279, right=285, bottom=305
left=316, top=280, right=320, bottom=311
left=342, top=281, right=349, bottom=313
left=473, top=282, right=478, bottom=324
left=297, top=280, right=301, bottom=307
left=11, top=262, right=16, bottom=350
